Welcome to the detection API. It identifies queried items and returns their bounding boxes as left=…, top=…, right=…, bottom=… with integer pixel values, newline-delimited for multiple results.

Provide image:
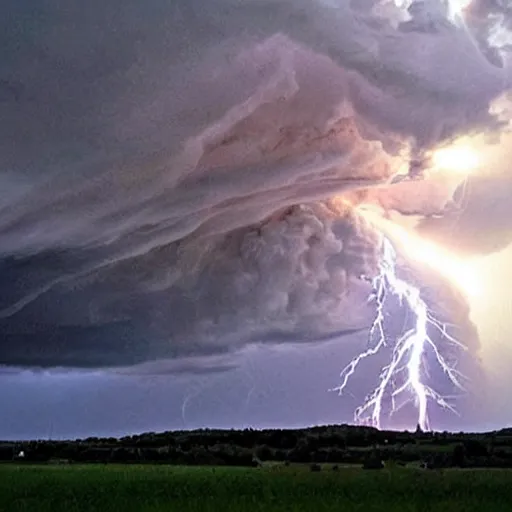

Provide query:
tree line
left=2, top=424, right=512, bottom=469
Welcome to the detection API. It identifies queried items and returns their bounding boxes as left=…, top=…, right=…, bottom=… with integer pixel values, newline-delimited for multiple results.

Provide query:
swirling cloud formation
left=0, top=0, right=511, bottom=370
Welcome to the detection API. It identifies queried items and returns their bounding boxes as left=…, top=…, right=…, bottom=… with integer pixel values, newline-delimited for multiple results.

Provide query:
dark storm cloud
left=0, top=205, right=382, bottom=367
left=0, top=0, right=511, bottom=369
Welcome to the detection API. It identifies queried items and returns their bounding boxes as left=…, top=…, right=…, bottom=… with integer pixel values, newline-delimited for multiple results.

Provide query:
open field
left=1, top=464, right=512, bottom=512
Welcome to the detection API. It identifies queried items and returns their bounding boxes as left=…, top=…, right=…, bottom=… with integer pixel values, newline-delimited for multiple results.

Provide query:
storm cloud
left=1, top=0, right=511, bottom=373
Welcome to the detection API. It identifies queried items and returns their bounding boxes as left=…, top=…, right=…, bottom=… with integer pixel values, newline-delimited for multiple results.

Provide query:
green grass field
left=1, top=464, right=511, bottom=512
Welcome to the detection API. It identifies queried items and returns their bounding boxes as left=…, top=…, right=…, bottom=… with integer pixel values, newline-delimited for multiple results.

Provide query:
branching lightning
left=333, top=236, right=468, bottom=431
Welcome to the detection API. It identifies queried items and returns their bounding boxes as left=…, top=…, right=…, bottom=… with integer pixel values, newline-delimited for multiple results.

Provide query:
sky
left=2, top=0, right=512, bottom=439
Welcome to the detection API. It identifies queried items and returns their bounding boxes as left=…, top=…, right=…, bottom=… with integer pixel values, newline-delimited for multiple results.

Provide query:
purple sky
left=1, top=335, right=498, bottom=441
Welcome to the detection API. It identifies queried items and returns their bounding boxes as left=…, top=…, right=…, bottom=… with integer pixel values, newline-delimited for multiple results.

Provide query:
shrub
left=451, top=444, right=466, bottom=468
left=363, top=454, right=384, bottom=470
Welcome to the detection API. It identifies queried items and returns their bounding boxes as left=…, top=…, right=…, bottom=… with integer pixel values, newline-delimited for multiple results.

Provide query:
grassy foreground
left=1, top=464, right=511, bottom=512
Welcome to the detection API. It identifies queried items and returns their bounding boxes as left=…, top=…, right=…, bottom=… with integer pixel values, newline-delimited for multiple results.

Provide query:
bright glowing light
left=392, top=0, right=412, bottom=9
left=392, top=0, right=472, bottom=19
left=333, top=234, right=468, bottom=431
left=358, top=208, right=480, bottom=299
left=431, top=144, right=480, bottom=175
left=447, top=0, right=472, bottom=16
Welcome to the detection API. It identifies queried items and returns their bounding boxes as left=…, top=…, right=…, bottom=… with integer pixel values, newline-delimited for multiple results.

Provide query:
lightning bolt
left=333, top=236, right=468, bottom=431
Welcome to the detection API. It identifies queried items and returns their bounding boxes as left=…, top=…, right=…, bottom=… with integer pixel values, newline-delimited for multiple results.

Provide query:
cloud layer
left=0, top=0, right=511, bottom=371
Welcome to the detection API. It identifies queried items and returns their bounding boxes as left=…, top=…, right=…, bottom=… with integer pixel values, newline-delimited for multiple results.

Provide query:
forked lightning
left=333, top=236, right=468, bottom=431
